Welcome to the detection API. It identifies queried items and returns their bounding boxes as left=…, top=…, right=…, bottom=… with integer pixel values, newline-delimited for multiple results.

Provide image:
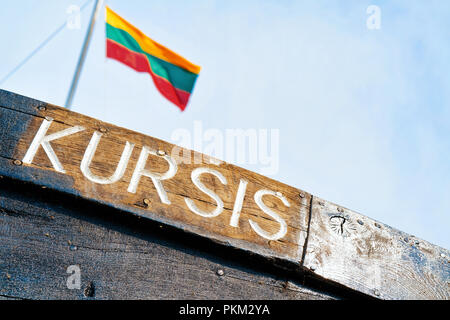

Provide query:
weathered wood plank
left=0, top=89, right=46, bottom=116
left=0, top=107, right=34, bottom=160
left=0, top=295, right=23, bottom=300
left=0, top=179, right=334, bottom=300
left=303, top=196, right=450, bottom=299
left=1, top=89, right=448, bottom=300
left=0, top=89, right=310, bottom=266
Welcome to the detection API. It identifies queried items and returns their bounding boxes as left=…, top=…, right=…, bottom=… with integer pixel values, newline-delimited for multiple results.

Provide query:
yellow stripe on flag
left=105, top=6, right=201, bottom=74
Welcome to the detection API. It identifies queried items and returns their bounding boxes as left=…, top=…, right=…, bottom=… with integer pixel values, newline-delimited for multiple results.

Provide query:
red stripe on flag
left=106, top=39, right=190, bottom=111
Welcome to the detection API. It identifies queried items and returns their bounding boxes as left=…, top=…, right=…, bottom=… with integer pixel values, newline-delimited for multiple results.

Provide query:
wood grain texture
left=0, top=179, right=334, bottom=300
left=303, top=196, right=450, bottom=299
left=1, top=89, right=449, bottom=300
left=0, top=89, right=309, bottom=266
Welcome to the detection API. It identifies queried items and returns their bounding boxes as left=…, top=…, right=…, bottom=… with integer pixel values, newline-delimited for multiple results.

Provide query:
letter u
left=81, top=131, right=134, bottom=184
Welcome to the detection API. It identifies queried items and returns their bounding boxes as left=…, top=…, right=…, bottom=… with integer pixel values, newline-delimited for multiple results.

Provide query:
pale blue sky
left=0, top=0, right=449, bottom=248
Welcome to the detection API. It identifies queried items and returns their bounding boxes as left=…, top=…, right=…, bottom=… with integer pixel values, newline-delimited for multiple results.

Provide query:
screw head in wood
left=143, top=198, right=151, bottom=206
left=157, top=150, right=166, bottom=156
left=216, top=269, right=224, bottom=276
left=99, top=127, right=107, bottom=133
left=299, top=193, right=305, bottom=198
left=38, top=106, right=46, bottom=111
left=13, top=159, right=22, bottom=166
left=374, top=289, right=380, bottom=297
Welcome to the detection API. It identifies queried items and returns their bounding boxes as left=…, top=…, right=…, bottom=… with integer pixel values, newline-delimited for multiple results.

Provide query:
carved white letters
left=250, top=189, right=289, bottom=240
left=22, top=118, right=85, bottom=173
left=127, top=146, right=178, bottom=205
left=21, top=122, right=292, bottom=242
left=81, top=131, right=134, bottom=184
left=185, top=167, right=227, bottom=218
left=230, top=179, right=248, bottom=227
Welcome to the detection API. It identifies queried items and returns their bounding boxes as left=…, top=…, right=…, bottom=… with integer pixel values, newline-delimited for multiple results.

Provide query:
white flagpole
left=65, top=0, right=104, bottom=109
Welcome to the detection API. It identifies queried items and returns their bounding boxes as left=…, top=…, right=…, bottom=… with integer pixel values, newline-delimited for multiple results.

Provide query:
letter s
left=185, top=167, right=227, bottom=218
left=250, top=189, right=289, bottom=240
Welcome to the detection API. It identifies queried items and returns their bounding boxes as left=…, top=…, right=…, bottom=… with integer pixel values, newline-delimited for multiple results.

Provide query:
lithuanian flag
left=105, top=6, right=200, bottom=111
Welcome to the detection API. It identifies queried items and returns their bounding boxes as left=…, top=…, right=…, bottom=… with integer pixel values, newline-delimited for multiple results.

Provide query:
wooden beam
left=0, top=89, right=448, bottom=299
left=0, top=90, right=310, bottom=264
left=303, top=197, right=449, bottom=299
left=0, top=178, right=335, bottom=300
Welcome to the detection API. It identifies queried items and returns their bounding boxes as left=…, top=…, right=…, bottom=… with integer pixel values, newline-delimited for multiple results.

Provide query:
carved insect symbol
left=329, top=214, right=356, bottom=237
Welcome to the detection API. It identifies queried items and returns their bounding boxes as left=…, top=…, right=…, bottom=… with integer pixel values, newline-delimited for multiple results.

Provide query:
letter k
left=22, top=117, right=85, bottom=173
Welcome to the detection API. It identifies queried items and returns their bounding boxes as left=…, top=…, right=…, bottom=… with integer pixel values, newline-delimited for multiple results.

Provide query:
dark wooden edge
left=1, top=89, right=448, bottom=300
left=0, top=174, right=370, bottom=300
